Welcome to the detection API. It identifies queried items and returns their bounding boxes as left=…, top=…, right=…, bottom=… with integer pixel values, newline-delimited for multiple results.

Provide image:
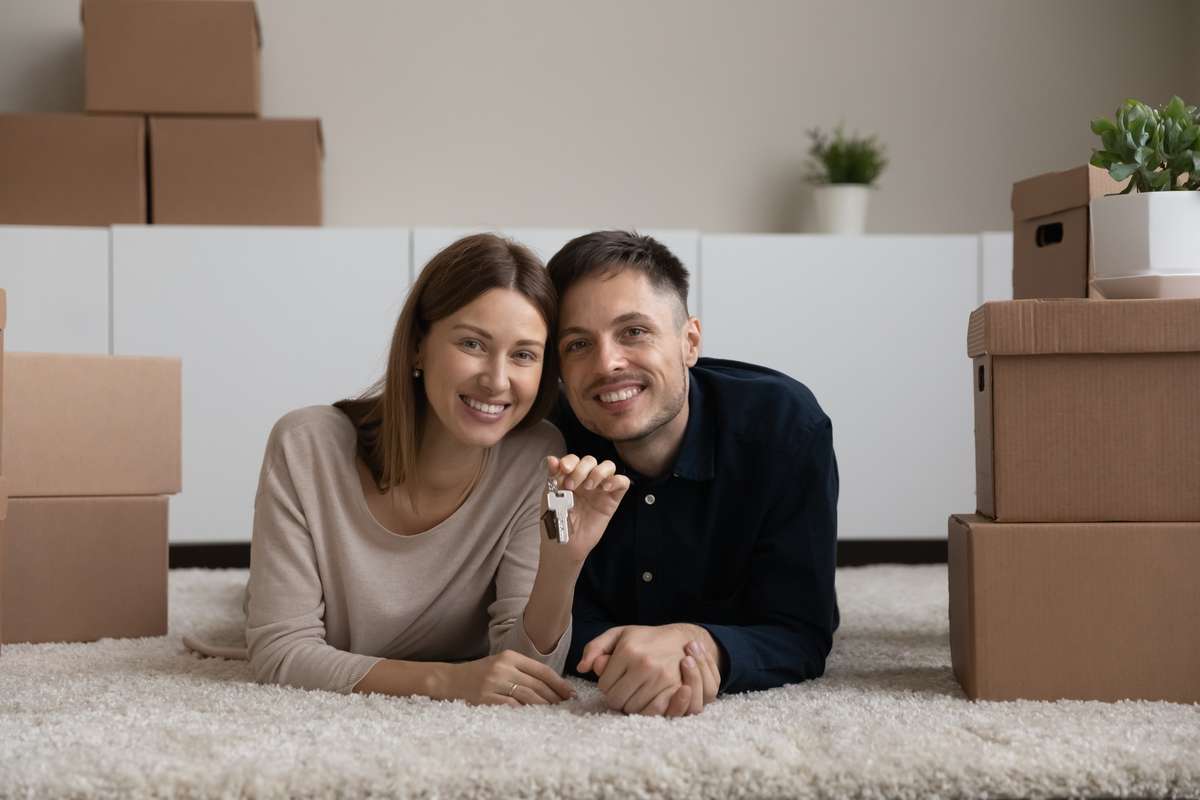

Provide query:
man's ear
left=682, top=316, right=702, bottom=367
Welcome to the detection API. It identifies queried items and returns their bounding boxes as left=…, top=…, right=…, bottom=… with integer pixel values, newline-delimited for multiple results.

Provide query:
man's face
left=557, top=268, right=700, bottom=444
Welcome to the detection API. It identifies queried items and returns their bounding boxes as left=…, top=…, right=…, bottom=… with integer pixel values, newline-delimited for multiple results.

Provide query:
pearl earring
left=413, top=368, right=422, bottom=378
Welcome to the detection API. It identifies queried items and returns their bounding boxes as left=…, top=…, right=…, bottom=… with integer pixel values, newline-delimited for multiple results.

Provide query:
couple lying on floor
left=187, top=230, right=839, bottom=717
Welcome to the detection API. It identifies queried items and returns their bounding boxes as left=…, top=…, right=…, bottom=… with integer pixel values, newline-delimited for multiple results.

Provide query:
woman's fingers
left=512, top=683, right=552, bottom=705
left=514, top=654, right=575, bottom=700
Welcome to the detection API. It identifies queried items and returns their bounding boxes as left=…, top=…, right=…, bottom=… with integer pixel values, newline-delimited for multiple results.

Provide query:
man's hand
left=578, top=624, right=722, bottom=716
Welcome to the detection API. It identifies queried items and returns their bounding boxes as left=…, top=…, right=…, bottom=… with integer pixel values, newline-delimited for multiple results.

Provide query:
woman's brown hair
left=335, top=233, right=558, bottom=491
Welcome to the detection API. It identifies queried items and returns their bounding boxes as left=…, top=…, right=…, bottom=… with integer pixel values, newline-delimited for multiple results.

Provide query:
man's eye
left=564, top=339, right=588, bottom=354
left=625, top=327, right=647, bottom=338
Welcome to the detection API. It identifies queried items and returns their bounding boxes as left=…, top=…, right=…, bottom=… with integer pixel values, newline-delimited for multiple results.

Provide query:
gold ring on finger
left=507, top=682, right=519, bottom=697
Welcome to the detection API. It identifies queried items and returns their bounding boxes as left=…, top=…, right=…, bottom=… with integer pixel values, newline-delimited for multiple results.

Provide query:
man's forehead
left=560, top=269, right=673, bottom=323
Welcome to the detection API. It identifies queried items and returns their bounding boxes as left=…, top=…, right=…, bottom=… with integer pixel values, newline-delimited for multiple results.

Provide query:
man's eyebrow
left=452, top=324, right=543, bottom=348
left=559, top=312, right=656, bottom=340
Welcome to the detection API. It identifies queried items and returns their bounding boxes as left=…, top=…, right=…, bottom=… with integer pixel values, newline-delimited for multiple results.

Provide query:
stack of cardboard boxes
left=0, top=0, right=323, bottom=226
left=948, top=165, right=1200, bottom=702
left=0, top=350, right=181, bottom=648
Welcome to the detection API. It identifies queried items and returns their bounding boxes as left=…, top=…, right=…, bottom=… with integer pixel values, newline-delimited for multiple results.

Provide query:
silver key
left=545, top=477, right=574, bottom=544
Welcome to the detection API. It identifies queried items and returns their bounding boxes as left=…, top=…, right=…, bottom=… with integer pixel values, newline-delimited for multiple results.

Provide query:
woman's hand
left=543, top=454, right=631, bottom=563
left=441, top=649, right=575, bottom=707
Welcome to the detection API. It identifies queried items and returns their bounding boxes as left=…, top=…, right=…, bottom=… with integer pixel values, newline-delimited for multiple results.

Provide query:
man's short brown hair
left=546, top=230, right=690, bottom=322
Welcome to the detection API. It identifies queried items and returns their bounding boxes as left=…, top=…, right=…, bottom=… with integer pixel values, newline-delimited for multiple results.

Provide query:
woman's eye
left=460, top=339, right=482, bottom=351
left=513, top=350, right=538, bottom=363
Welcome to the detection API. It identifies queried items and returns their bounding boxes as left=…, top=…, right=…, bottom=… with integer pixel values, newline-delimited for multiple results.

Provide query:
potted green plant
left=1088, top=96, right=1200, bottom=296
left=804, top=125, right=887, bottom=234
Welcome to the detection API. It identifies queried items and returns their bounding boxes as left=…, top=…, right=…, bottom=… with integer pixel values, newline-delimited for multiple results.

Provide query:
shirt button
left=644, top=494, right=656, bottom=505
left=642, top=571, right=654, bottom=583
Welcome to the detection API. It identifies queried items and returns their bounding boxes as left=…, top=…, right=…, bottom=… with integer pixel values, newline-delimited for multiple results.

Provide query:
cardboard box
left=1, top=496, right=168, bottom=644
left=150, top=117, right=323, bottom=225
left=969, top=298, right=1200, bottom=522
left=83, top=0, right=261, bottom=115
left=3, top=353, right=181, bottom=497
left=1011, top=165, right=1126, bottom=299
left=0, top=113, right=146, bottom=226
left=0, top=477, right=7, bottom=652
left=948, top=514, right=1200, bottom=702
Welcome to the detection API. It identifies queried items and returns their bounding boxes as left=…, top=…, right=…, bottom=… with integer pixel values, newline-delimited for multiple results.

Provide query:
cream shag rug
left=1, top=565, right=1197, bottom=799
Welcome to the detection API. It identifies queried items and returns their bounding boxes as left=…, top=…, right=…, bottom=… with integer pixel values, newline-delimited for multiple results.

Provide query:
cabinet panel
left=112, top=226, right=412, bottom=543
left=700, top=235, right=979, bottom=540
left=0, top=226, right=109, bottom=354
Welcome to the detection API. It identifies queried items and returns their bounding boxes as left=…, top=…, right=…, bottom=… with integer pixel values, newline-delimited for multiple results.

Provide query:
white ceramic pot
left=812, top=184, right=871, bottom=234
left=1089, top=190, right=1200, bottom=279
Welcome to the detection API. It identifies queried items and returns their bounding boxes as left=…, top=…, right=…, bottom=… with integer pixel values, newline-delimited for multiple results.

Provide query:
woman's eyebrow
left=453, top=323, right=543, bottom=348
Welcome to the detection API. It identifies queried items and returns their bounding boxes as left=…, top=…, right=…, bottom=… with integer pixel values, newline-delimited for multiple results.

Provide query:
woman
left=189, top=233, right=628, bottom=706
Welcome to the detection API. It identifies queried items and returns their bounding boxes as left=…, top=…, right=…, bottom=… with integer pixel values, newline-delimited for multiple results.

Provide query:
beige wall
left=1, top=0, right=1195, bottom=233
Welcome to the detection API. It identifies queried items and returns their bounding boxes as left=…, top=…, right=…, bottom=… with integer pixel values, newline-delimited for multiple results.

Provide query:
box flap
left=0, top=287, right=6, bottom=329
left=82, top=0, right=261, bottom=46
left=967, top=298, right=1200, bottom=357
left=1012, top=165, right=1126, bottom=221
left=0, top=476, right=7, bottom=519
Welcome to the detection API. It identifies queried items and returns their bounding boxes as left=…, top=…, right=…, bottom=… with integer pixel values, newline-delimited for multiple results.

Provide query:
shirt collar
left=668, top=368, right=716, bottom=482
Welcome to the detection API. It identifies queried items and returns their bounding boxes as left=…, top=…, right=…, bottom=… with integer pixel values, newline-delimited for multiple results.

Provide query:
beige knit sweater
left=194, top=405, right=571, bottom=694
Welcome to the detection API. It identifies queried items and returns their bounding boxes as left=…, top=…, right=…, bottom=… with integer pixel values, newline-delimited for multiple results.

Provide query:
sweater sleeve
left=485, top=429, right=571, bottom=673
left=244, top=427, right=384, bottom=694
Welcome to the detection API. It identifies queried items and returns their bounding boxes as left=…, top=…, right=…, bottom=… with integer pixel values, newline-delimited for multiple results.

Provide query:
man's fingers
left=642, top=685, right=680, bottom=717
left=563, top=455, right=597, bottom=491
left=623, top=675, right=670, bottom=715
left=604, top=670, right=655, bottom=713
left=578, top=627, right=624, bottom=674
left=665, top=685, right=692, bottom=718
left=581, top=460, right=616, bottom=490
left=592, top=654, right=611, bottom=676
left=689, top=641, right=720, bottom=704
left=681, top=655, right=704, bottom=715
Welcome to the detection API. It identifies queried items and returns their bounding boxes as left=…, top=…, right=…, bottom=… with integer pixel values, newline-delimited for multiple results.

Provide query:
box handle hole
left=1035, top=222, right=1063, bottom=247
left=977, top=364, right=986, bottom=392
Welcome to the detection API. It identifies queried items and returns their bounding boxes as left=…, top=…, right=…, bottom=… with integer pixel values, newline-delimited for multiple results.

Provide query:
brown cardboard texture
left=0, top=477, right=8, bottom=652
left=948, top=514, right=1200, bottom=702
left=1, top=496, right=167, bottom=644
left=968, top=299, right=1200, bottom=522
left=83, top=0, right=261, bottom=115
left=0, top=113, right=146, bottom=226
left=3, top=353, right=181, bottom=497
left=1011, top=165, right=1126, bottom=299
left=150, top=117, right=323, bottom=225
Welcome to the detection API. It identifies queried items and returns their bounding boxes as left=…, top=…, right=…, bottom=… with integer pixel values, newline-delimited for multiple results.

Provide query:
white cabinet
left=412, top=228, right=702, bottom=318
left=0, top=226, right=110, bottom=354
left=111, top=226, right=412, bottom=543
left=700, top=235, right=980, bottom=539
left=980, top=231, right=1014, bottom=303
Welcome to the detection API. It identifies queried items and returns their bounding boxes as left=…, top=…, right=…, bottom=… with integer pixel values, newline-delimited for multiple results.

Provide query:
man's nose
left=593, top=338, right=627, bottom=373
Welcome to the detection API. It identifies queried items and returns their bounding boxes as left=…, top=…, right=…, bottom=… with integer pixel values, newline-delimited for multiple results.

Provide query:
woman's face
left=417, top=288, right=549, bottom=449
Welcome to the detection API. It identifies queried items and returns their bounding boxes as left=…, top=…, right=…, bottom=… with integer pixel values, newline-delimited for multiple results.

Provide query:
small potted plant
left=1088, top=96, right=1200, bottom=289
left=804, top=125, right=887, bottom=234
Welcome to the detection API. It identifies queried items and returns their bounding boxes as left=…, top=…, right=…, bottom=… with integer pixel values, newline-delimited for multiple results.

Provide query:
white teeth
left=463, top=396, right=506, bottom=415
left=599, top=387, right=642, bottom=403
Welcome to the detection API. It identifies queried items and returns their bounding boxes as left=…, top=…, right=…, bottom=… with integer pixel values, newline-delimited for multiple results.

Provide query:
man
left=546, top=230, right=839, bottom=717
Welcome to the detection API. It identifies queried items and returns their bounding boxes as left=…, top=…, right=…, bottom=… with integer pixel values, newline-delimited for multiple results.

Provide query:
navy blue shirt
left=555, top=357, right=840, bottom=694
